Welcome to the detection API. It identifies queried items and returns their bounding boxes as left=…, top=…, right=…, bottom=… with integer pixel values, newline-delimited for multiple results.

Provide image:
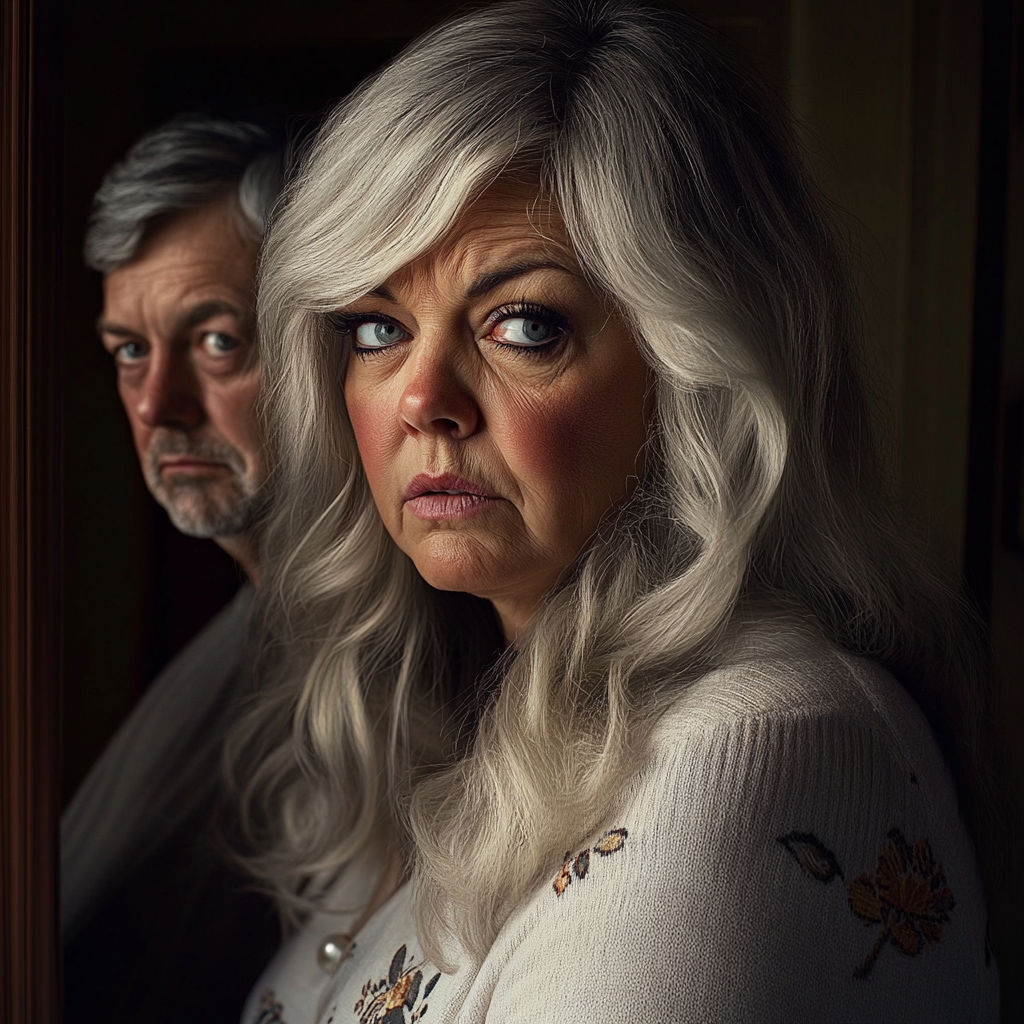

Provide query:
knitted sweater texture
left=244, top=633, right=998, bottom=1023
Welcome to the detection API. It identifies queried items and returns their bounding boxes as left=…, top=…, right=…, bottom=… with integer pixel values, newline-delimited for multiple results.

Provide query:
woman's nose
left=398, top=343, right=480, bottom=440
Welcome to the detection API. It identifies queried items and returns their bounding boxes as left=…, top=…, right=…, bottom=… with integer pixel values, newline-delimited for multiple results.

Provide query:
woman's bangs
left=303, top=127, right=530, bottom=311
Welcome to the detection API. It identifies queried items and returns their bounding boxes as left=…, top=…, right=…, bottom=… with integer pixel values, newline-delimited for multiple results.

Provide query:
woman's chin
left=407, top=538, right=527, bottom=604
left=411, top=556, right=503, bottom=599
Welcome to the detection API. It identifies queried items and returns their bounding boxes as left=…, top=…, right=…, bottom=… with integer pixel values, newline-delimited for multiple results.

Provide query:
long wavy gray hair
left=228, top=0, right=994, bottom=965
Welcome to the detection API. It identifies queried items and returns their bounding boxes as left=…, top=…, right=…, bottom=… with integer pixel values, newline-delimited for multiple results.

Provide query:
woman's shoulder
left=475, top=624, right=997, bottom=1022
left=632, top=621, right=956, bottom=837
left=650, top=617, right=942, bottom=781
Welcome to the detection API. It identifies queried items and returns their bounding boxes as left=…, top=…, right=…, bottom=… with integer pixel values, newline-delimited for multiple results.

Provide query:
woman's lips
left=403, top=472, right=500, bottom=521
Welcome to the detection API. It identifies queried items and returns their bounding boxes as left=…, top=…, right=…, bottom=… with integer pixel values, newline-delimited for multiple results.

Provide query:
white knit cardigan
left=243, top=631, right=998, bottom=1023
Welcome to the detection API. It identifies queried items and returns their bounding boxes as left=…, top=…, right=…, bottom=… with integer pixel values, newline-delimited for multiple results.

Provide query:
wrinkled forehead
left=381, top=176, right=578, bottom=295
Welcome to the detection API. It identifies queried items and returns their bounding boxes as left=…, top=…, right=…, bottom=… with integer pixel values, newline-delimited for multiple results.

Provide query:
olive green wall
left=790, top=0, right=983, bottom=565
left=790, top=3, right=1021, bottom=1015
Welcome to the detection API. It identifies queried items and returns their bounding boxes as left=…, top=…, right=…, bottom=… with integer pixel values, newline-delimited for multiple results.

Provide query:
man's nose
left=134, top=351, right=205, bottom=430
left=397, top=341, right=480, bottom=440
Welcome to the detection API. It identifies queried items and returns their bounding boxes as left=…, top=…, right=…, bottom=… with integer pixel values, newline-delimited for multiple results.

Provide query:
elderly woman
left=232, top=1, right=998, bottom=1020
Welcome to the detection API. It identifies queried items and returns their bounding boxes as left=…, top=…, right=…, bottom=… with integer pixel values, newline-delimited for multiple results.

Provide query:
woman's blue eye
left=493, top=317, right=558, bottom=347
left=355, top=321, right=406, bottom=349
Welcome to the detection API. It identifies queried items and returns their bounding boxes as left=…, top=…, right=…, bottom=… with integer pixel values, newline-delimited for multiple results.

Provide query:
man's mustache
left=146, top=430, right=247, bottom=479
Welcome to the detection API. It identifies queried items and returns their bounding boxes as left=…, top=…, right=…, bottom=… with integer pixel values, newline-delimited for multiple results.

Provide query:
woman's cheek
left=499, top=385, right=613, bottom=500
left=345, top=386, right=398, bottom=499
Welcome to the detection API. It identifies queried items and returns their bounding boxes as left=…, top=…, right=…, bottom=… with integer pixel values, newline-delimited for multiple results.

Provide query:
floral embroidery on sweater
left=553, top=827, right=628, bottom=896
left=778, top=827, right=955, bottom=979
left=847, top=828, right=955, bottom=979
left=254, top=990, right=286, bottom=1024
left=354, top=944, right=440, bottom=1023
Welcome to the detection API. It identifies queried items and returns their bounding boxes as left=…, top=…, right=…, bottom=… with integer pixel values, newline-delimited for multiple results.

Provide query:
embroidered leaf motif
left=848, top=828, right=955, bottom=980
left=553, top=852, right=573, bottom=896
left=355, top=945, right=438, bottom=1023
left=778, top=831, right=844, bottom=883
left=553, top=828, right=627, bottom=896
left=573, top=849, right=591, bottom=880
left=388, top=945, right=407, bottom=986
left=594, top=827, right=628, bottom=855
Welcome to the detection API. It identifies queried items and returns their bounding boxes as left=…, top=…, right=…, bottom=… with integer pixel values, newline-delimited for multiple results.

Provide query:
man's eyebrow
left=95, top=319, right=137, bottom=338
left=175, top=299, right=250, bottom=333
left=464, top=260, right=576, bottom=300
left=96, top=300, right=251, bottom=339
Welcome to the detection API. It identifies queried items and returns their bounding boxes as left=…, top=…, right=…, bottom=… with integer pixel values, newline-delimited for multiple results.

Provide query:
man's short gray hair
left=84, top=115, right=283, bottom=273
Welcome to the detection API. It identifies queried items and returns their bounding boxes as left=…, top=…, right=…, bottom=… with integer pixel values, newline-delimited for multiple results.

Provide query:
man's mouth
left=158, top=457, right=228, bottom=474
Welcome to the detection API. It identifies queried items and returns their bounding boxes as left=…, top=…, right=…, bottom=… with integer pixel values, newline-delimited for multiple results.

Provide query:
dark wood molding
left=964, top=0, right=1016, bottom=615
left=1, top=0, right=61, bottom=1017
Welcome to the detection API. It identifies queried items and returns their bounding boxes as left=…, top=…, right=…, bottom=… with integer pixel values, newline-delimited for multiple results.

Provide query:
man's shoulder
left=154, top=582, right=256, bottom=686
left=61, top=583, right=258, bottom=939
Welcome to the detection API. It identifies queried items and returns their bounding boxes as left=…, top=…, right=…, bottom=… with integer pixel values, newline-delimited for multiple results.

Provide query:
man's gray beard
left=144, top=430, right=261, bottom=539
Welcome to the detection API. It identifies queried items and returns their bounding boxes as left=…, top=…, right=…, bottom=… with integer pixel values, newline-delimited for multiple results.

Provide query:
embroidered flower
left=779, top=826, right=956, bottom=979
left=847, top=828, right=955, bottom=979
left=354, top=944, right=440, bottom=1023
left=552, top=827, right=628, bottom=896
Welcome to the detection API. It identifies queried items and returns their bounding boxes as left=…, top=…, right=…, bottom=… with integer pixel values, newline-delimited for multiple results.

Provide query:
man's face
left=99, top=201, right=264, bottom=539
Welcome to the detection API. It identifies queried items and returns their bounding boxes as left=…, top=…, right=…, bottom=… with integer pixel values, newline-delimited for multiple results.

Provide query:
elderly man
left=62, top=116, right=283, bottom=1024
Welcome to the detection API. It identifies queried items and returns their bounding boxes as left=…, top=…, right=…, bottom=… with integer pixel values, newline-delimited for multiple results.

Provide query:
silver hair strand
left=84, top=114, right=283, bottom=273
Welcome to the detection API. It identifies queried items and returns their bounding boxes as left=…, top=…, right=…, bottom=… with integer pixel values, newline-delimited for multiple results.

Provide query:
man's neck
left=214, top=533, right=259, bottom=587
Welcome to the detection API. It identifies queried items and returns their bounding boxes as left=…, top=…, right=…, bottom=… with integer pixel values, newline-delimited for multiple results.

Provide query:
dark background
left=54, top=0, right=1022, bottom=1017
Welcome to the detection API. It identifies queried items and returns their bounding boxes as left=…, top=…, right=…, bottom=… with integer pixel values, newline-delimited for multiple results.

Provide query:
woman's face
left=341, top=179, right=651, bottom=640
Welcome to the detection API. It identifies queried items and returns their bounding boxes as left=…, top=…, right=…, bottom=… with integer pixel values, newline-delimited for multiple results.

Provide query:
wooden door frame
left=2, top=0, right=61, bottom=1017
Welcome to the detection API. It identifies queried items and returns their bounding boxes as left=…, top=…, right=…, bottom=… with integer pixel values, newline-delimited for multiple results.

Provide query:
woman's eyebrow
left=465, top=260, right=576, bottom=300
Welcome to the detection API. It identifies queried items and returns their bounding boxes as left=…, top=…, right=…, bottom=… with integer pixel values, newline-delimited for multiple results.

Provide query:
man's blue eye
left=202, top=331, right=241, bottom=355
left=493, top=317, right=557, bottom=346
left=117, top=341, right=147, bottom=362
left=355, top=321, right=406, bottom=348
